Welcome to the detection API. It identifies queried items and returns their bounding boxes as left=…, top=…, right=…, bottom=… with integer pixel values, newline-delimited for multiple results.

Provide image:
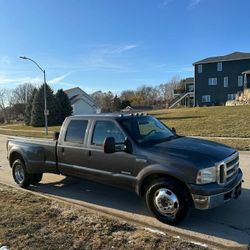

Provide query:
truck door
left=86, top=119, right=137, bottom=189
left=57, top=118, right=90, bottom=178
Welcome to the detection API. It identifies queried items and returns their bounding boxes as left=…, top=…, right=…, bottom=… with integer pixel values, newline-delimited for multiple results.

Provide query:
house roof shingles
left=193, top=52, right=250, bottom=65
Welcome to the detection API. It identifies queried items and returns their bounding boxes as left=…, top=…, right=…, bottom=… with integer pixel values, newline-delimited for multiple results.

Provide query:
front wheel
left=12, top=159, right=32, bottom=188
left=145, top=178, right=191, bottom=225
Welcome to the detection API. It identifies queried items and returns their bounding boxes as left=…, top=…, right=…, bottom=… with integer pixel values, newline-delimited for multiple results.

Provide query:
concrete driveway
left=0, top=135, right=249, bottom=248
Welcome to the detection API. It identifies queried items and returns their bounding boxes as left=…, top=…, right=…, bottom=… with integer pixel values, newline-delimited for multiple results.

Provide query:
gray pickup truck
left=7, top=114, right=243, bottom=225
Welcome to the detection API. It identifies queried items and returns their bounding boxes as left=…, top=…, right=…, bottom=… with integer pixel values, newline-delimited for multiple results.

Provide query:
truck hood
left=148, top=136, right=236, bottom=168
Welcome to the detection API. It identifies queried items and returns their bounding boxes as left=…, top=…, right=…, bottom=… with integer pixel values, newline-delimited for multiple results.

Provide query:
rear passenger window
left=65, top=120, right=88, bottom=144
left=92, top=121, right=125, bottom=146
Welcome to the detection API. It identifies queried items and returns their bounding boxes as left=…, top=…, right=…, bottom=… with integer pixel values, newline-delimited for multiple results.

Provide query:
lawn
left=149, top=106, right=250, bottom=151
left=0, top=106, right=249, bottom=150
left=0, top=124, right=61, bottom=139
left=149, top=106, right=250, bottom=138
left=0, top=183, right=206, bottom=250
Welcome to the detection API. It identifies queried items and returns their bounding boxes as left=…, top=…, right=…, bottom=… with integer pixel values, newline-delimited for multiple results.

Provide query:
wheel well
left=140, top=173, right=191, bottom=198
left=9, top=152, right=25, bottom=167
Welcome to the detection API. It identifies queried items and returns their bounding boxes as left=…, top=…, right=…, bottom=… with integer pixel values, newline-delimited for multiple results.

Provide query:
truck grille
left=218, top=152, right=239, bottom=185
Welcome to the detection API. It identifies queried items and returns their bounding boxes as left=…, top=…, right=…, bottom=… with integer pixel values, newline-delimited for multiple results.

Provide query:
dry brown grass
left=149, top=106, right=250, bottom=137
left=0, top=184, right=207, bottom=250
left=149, top=106, right=250, bottom=150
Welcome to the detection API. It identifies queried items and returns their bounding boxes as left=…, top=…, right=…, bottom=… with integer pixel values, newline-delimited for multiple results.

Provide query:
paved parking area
left=0, top=135, right=249, bottom=248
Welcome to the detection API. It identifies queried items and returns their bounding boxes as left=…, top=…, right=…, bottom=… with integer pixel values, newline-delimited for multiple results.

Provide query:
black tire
left=12, top=159, right=32, bottom=188
left=145, top=178, right=191, bottom=226
left=31, top=173, right=43, bottom=185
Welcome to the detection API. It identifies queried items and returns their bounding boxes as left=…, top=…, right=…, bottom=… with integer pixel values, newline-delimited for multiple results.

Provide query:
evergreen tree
left=31, top=84, right=61, bottom=127
left=24, top=88, right=37, bottom=125
left=55, top=89, right=73, bottom=123
left=112, top=95, right=121, bottom=112
left=121, top=99, right=131, bottom=109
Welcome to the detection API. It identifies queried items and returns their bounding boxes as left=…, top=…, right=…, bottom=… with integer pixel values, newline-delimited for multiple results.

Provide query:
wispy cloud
left=48, top=72, right=72, bottom=84
left=147, top=62, right=193, bottom=73
left=188, top=0, right=204, bottom=8
left=165, top=65, right=194, bottom=73
left=0, top=75, right=41, bottom=85
left=158, top=0, right=174, bottom=9
left=79, top=43, right=139, bottom=72
left=0, top=72, right=73, bottom=86
left=0, top=56, right=11, bottom=64
left=104, top=44, right=138, bottom=54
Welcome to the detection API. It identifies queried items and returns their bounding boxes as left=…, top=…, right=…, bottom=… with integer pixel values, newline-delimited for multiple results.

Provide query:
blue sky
left=1, top=0, right=250, bottom=94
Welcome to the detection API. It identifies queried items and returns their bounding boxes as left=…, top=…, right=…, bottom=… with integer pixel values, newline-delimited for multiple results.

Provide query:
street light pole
left=20, top=56, right=48, bottom=135
left=43, top=70, right=48, bottom=136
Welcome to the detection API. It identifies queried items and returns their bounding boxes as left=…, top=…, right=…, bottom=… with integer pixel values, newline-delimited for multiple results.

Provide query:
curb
left=0, top=181, right=248, bottom=250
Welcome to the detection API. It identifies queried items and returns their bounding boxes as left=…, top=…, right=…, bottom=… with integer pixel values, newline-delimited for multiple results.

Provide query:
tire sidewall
left=146, top=179, right=190, bottom=225
left=12, top=159, right=31, bottom=188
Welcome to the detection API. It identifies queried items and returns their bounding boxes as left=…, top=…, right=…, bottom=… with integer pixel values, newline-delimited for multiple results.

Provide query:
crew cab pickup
left=7, top=114, right=243, bottom=225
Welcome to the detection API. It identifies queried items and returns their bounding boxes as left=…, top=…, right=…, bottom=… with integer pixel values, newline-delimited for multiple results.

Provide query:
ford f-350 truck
left=7, top=114, right=243, bottom=225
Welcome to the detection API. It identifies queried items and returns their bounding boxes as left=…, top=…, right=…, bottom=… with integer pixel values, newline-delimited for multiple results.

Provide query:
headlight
left=196, top=166, right=217, bottom=184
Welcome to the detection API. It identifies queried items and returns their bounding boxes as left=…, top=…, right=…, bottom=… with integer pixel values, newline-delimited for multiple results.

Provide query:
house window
left=198, top=64, right=202, bottom=73
left=238, top=76, right=243, bottom=87
left=224, top=77, right=228, bottom=87
left=208, top=78, right=217, bottom=85
left=227, top=94, right=236, bottom=101
left=202, top=95, right=211, bottom=102
left=217, top=62, right=222, bottom=71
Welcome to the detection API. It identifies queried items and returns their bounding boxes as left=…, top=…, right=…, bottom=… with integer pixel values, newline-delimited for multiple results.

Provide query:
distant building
left=169, top=77, right=194, bottom=108
left=121, top=106, right=133, bottom=113
left=193, top=52, right=250, bottom=106
left=64, top=87, right=100, bottom=115
left=121, top=105, right=153, bottom=113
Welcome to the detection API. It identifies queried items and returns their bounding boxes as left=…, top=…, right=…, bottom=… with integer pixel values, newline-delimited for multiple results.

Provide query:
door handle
left=61, top=147, right=65, bottom=153
left=88, top=150, right=92, bottom=157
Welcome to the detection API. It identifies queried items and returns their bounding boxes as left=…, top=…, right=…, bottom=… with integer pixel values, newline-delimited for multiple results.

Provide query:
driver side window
left=92, top=120, right=125, bottom=146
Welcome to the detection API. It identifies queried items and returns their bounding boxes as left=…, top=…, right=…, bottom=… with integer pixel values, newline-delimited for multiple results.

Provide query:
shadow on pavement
left=29, top=175, right=250, bottom=246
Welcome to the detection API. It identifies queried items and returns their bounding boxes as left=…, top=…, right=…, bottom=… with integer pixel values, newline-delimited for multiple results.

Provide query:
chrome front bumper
left=191, top=171, right=243, bottom=210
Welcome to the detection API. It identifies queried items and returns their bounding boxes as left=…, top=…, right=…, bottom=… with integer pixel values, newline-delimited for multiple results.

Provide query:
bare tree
left=91, top=90, right=114, bottom=112
left=157, top=76, right=183, bottom=106
left=0, top=89, right=13, bottom=123
left=11, top=83, right=36, bottom=117
left=12, top=83, right=36, bottom=104
left=120, top=90, right=136, bottom=101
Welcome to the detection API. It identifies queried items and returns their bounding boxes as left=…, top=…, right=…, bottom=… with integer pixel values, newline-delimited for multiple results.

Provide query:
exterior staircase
left=169, top=92, right=194, bottom=109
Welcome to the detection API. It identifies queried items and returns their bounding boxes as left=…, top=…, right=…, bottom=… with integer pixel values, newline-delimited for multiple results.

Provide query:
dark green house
left=193, top=52, right=250, bottom=106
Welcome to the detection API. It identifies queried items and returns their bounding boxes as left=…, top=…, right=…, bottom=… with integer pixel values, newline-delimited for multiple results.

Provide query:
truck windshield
left=119, top=116, right=176, bottom=144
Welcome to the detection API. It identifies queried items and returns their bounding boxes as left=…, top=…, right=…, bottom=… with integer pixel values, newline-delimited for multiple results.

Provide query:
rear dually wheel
left=12, top=159, right=32, bottom=188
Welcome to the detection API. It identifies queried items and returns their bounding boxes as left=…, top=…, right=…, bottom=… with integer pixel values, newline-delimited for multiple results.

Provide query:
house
left=64, top=87, right=100, bottom=115
left=169, top=77, right=194, bottom=108
left=121, top=106, right=133, bottom=113
left=193, top=52, right=250, bottom=106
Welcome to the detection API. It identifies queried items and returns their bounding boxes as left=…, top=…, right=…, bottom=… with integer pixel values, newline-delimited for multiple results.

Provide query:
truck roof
left=68, top=113, right=149, bottom=120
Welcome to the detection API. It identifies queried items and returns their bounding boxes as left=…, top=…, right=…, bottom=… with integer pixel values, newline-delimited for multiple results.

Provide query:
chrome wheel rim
left=154, top=188, right=179, bottom=217
left=14, top=164, right=25, bottom=183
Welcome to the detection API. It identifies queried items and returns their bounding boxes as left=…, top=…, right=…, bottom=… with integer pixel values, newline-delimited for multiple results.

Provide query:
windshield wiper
left=141, top=135, right=177, bottom=144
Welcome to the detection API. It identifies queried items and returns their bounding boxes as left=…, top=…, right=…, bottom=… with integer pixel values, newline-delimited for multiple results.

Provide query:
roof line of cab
left=68, top=113, right=149, bottom=119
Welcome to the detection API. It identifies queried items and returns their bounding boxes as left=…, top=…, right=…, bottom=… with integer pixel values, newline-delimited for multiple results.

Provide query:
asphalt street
left=0, top=135, right=249, bottom=248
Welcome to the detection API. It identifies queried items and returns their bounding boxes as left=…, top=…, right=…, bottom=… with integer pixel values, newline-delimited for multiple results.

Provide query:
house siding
left=195, top=59, right=250, bottom=106
left=72, top=99, right=96, bottom=115
left=65, top=87, right=99, bottom=115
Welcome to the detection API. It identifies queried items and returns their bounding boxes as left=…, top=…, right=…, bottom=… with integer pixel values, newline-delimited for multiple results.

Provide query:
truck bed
left=7, top=136, right=59, bottom=174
